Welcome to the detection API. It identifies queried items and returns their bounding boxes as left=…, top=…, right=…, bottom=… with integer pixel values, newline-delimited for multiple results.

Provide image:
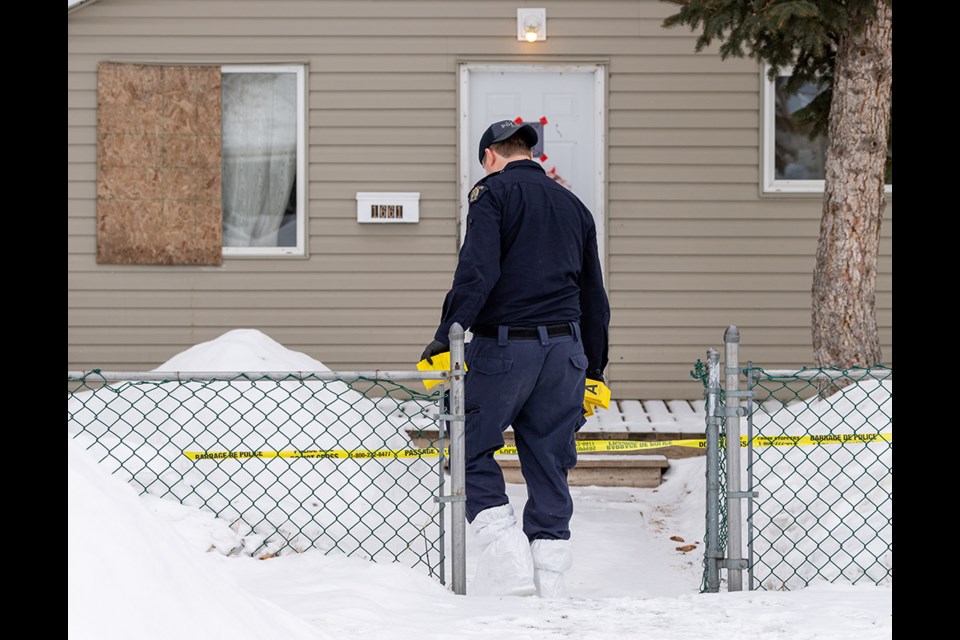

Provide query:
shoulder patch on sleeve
left=469, top=184, right=487, bottom=204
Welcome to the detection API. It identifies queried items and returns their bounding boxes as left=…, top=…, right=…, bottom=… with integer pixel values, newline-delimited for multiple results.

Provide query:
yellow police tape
left=183, top=433, right=891, bottom=461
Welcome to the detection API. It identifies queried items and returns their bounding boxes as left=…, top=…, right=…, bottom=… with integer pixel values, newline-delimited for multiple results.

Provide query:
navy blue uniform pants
left=462, top=322, right=588, bottom=541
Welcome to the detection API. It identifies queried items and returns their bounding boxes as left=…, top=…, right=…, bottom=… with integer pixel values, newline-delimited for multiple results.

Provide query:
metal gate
left=68, top=325, right=470, bottom=593
left=696, top=326, right=892, bottom=592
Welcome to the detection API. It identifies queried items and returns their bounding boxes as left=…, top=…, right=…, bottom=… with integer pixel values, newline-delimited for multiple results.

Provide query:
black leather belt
left=471, top=323, right=573, bottom=339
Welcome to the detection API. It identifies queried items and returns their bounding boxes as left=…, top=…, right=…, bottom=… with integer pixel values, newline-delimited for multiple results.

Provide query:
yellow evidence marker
left=582, top=378, right=611, bottom=417
left=416, top=352, right=467, bottom=390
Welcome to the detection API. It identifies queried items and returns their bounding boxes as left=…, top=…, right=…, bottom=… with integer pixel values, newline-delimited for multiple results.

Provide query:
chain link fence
left=693, top=329, right=892, bottom=593
left=67, top=369, right=451, bottom=581
left=745, top=365, right=892, bottom=591
left=690, top=355, right=729, bottom=594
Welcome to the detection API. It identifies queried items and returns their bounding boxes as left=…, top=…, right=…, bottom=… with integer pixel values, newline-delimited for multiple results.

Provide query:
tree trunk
left=811, top=0, right=892, bottom=369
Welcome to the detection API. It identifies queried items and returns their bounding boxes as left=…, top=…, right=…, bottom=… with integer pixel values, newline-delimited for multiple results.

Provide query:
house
left=67, top=0, right=893, bottom=400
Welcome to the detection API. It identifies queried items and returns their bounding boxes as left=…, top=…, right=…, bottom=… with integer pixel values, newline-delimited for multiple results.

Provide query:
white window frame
left=221, top=65, right=307, bottom=257
left=762, top=64, right=892, bottom=195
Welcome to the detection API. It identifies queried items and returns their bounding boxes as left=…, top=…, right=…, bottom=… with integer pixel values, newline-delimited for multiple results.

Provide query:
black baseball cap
left=478, top=119, right=539, bottom=166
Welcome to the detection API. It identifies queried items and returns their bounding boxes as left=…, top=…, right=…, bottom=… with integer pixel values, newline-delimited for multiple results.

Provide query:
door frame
left=457, top=62, right=607, bottom=263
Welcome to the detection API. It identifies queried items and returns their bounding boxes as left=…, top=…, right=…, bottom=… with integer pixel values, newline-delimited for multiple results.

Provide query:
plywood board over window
left=97, top=62, right=222, bottom=265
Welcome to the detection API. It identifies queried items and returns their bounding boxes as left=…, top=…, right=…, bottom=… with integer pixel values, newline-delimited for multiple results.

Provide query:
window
left=221, top=65, right=306, bottom=256
left=762, top=66, right=892, bottom=194
left=96, top=63, right=307, bottom=265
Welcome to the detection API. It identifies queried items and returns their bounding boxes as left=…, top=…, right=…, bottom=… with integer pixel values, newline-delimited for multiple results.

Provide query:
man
left=421, top=119, right=610, bottom=598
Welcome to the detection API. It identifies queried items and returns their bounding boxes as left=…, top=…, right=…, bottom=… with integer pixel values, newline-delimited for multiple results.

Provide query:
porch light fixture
left=517, top=8, right=546, bottom=42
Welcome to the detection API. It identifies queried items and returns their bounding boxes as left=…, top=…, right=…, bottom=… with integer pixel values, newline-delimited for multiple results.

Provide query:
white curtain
left=221, top=73, right=297, bottom=247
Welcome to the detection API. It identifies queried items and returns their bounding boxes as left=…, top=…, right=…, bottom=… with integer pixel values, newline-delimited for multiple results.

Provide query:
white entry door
left=460, top=63, right=606, bottom=262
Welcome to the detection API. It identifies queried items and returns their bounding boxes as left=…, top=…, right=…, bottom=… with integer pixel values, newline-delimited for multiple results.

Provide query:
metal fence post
left=724, top=325, right=744, bottom=591
left=448, top=322, right=467, bottom=595
left=704, top=347, right=721, bottom=593
left=745, top=361, right=757, bottom=592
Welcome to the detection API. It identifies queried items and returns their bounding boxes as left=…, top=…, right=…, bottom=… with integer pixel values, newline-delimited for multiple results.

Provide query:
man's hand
left=420, top=339, right=449, bottom=365
left=587, top=369, right=605, bottom=383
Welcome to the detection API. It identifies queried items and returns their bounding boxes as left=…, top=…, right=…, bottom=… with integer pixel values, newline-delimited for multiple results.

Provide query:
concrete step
left=396, top=398, right=705, bottom=487
left=570, top=432, right=705, bottom=460
left=399, top=398, right=706, bottom=460
left=404, top=428, right=674, bottom=487
left=405, top=428, right=705, bottom=460
left=496, top=454, right=669, bottom=488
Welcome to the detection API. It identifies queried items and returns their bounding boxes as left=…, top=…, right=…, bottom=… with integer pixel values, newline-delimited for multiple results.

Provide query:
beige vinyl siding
left=68, top=0, right=893, bottom=399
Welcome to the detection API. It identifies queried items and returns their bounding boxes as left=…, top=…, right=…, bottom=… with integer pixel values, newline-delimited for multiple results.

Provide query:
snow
left=68, top=329, right=892, bottom=639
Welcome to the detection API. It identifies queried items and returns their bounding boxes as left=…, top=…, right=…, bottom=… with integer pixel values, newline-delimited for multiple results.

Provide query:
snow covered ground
left=68, top=329, right=892, bottom=639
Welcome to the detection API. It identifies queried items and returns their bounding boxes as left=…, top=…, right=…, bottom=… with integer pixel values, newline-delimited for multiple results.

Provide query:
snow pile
left=748, top=378, right=892, bottom=589
left=68, top=329, right=441, bottom=567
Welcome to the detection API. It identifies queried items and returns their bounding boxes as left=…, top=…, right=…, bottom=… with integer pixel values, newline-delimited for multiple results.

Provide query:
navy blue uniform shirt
left=434, top=159, right=610, bottom=373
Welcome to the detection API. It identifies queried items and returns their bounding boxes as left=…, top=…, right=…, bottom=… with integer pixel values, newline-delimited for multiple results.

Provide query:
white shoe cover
left=469, top=505, right=536, bottom=597
left=530, top=538, right=572, bottom=599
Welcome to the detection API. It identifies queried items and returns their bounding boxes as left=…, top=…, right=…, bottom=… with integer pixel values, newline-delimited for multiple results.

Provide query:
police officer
left=420, top=119, right=610, bottom=598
